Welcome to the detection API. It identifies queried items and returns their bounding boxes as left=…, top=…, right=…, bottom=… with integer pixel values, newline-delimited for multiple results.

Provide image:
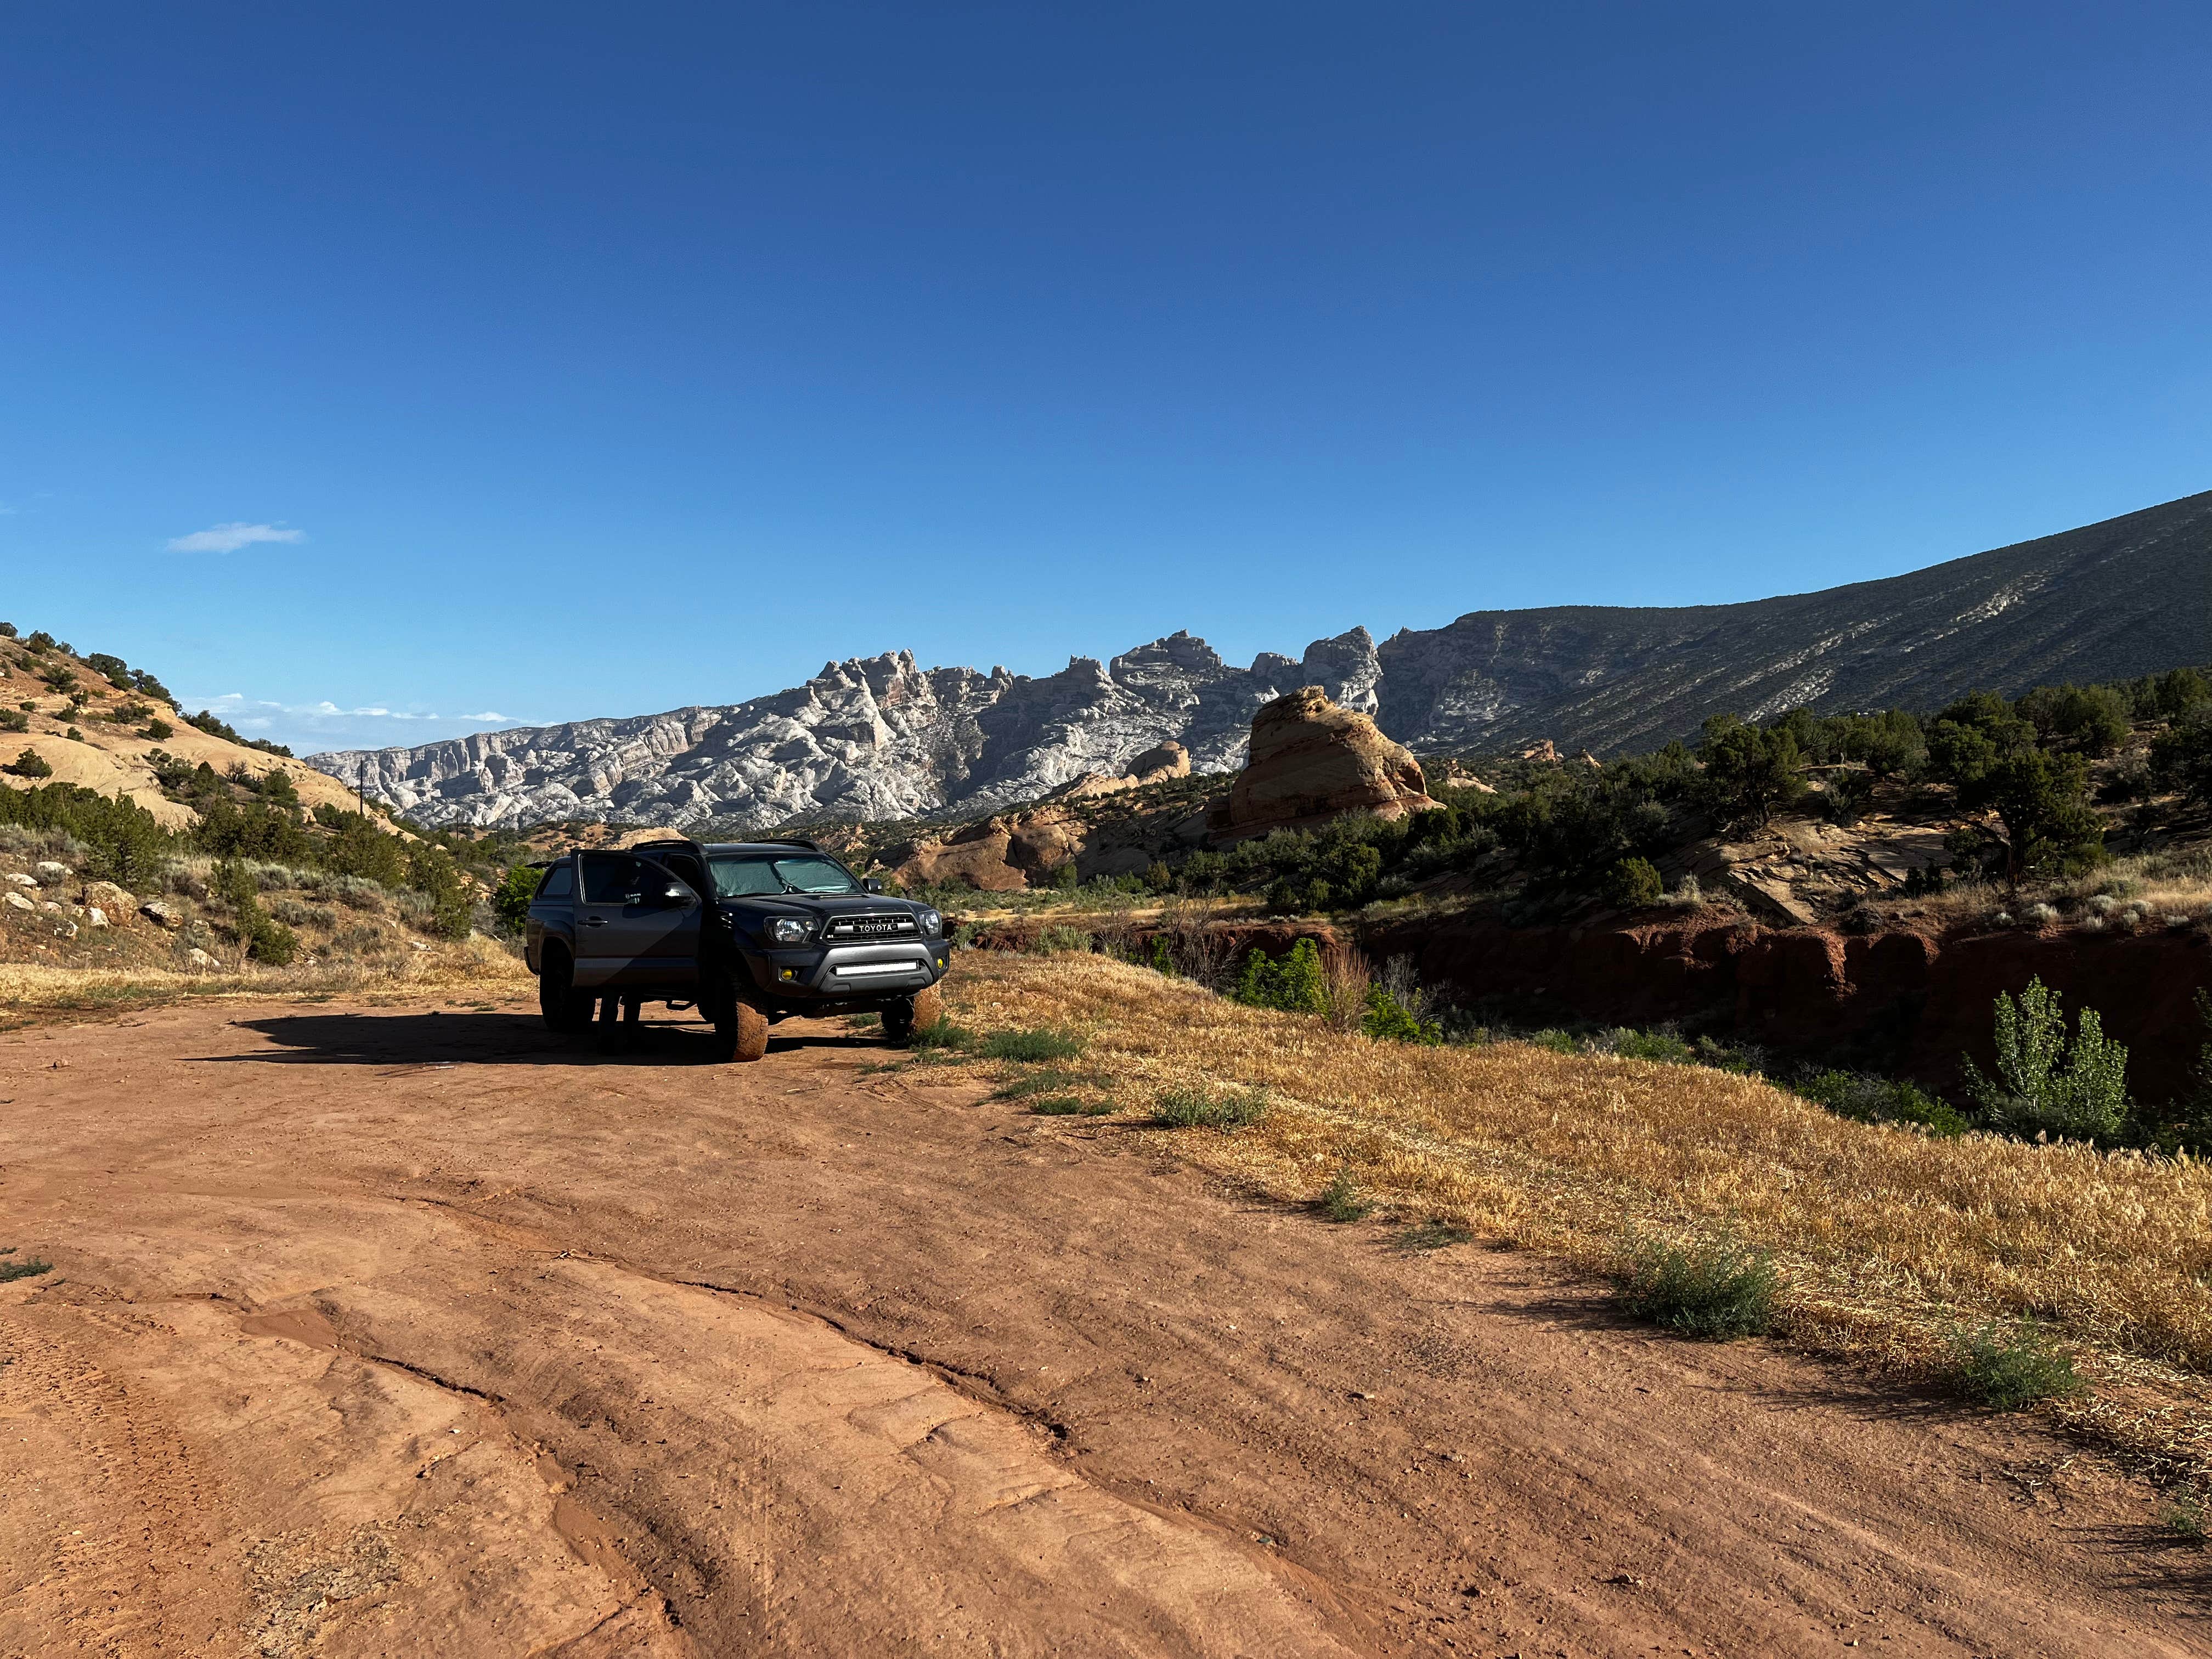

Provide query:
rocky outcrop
left=313, top=631, right=1383, bottom=832
left=311, top=491, right=2212, bottom=831
left=1046, top=741, right=1192, bottom=803
left=1210, top=687, right=1440, bottom=844
left=884, top=806, right=1090, bottom=893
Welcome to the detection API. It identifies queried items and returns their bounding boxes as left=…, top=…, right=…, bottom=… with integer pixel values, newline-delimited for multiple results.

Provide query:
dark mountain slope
left=1378, top=489, right=2212, bottom=754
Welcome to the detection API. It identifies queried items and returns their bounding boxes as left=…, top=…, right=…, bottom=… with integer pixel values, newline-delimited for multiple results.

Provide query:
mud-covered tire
left=707, top=975, right=771, bottom=1063
left=883, top=985, right=944, bottom=1046
left=538, top=949, right=594, bottom=1034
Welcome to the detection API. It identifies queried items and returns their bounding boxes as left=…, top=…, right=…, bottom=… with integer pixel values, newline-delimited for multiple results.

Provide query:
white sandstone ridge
left=312, top=631, right=1386, bottom=831
left=308, top=489, right=2212, bottom=830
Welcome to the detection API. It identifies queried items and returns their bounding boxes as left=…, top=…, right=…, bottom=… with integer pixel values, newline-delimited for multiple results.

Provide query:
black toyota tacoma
left=523, top=837, right=949, bottom=1060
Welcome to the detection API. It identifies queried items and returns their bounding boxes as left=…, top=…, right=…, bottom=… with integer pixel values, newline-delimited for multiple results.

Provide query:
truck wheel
left=538, top=949, right=593, bottom=1034
left=708, top=977, right=770, bottom=1063
left=884, top=985, right=943, bottom=1046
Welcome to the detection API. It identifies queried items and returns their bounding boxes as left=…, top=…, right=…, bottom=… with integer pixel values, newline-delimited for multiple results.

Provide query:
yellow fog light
left=778, top=967, right=798, bottom=981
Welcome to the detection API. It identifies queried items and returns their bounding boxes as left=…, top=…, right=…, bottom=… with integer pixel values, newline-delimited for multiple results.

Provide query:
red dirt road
left=0, top=995, right=2204, bottom=1656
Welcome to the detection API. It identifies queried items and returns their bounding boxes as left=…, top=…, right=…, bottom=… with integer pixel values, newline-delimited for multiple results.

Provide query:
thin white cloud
left=167, top=521, right=306, bottom=554
left=186, top=692, right=518, bottom=726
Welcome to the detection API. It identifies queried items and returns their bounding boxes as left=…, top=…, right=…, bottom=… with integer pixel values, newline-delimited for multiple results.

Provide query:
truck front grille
left=823, top=913, right=918, bottom=940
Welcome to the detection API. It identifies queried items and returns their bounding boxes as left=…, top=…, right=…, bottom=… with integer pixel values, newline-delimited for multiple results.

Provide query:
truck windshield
left=709, top=854, right=859, bottom=896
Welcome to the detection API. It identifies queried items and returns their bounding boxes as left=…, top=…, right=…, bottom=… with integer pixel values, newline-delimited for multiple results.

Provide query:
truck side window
left=537, top=862, right=574, bottom=900
left=660, top=851, right=707, bottom=893
left=580, top=853, right=645, bottom=906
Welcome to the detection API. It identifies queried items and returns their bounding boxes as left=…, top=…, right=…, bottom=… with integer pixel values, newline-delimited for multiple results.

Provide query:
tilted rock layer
left=1214, top=687, right=1439, bottom=842
left=311, top=490, right=2212, bottom=830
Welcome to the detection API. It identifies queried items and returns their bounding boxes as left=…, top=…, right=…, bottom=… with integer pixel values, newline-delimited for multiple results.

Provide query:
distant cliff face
left=311, top=490, right=2212, bottom=830
left=313, top=630, right=1388, bottom=832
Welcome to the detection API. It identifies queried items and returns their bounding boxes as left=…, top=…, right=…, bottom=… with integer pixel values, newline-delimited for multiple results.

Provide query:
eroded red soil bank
left=973, top=911, right=2212, bottom=1102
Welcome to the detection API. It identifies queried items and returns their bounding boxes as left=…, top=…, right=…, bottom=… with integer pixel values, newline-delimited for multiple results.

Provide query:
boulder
left=1517, top=740, right=1560, bottom=763
left=83, top=881, right=136, bottom=912
left=33, top=860, right=68, bottom=883
left=185, top=947, right=219, bottom=969
left=1430, top=759, right=1497, bottom=794
left=1044, top=741, right=1194, bottom=804
left=4, top=872, right=36, bottom=888
left=1210, top=687, right=1441, bottom=844
left=3, top=890, right=32, bottom=912
left=885, top=804, right=1089, bottom=893
left=87, top=907, right=108, bottom=928
left=140, top=899, right=183, bottom=929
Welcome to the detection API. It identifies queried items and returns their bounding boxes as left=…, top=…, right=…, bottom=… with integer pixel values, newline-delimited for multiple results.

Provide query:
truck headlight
left=918, top=907, right=942, bottom=938
left=768, top=917, right=810, bottom=945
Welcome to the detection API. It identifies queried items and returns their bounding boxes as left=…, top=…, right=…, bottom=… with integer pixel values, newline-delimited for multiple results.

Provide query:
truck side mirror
left=862, top=877, right=883, bottom=893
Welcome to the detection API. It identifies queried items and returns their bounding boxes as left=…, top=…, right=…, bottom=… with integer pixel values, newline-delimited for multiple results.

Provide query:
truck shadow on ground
left=191, top=1011, right=900, bottom=1067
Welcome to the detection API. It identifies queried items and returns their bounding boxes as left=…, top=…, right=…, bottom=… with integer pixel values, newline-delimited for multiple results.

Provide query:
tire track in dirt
left=0, top=1295, right=222, bottom=1656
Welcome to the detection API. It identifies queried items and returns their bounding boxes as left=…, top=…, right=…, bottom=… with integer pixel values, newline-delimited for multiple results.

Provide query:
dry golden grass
left=0, top=935, right=531, bottom=1024
left=941, top=949, right=2212, bottom=1475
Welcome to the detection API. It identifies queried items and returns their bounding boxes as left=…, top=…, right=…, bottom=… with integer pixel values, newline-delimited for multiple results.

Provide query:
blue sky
left=3, top=3, right=2207, bottom=755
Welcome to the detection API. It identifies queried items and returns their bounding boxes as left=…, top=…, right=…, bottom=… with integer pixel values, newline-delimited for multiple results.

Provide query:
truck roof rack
left=752, top=836, right=822, bottom=851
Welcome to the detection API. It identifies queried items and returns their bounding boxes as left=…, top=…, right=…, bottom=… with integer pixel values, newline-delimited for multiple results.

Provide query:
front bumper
left=750, top=939, right=949, bottom=1001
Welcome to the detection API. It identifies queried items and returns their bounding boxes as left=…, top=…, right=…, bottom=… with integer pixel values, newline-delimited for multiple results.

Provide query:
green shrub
left=908, top=1015, right=974, bottom=1051
left=0, top=710, right=24, bottom=732
left=142, top=718, right=173, bottom=741
left=1530, top=1029, right=1578, bottom=1055
left=213, top=857, right=298, bottom=965
left=991, top=1068, right=1093, bottom=1099
left=1698, top=716, right=1807, bottom=829
left=1030, top=924, right=1094, bottom=953
left=1153, top=1084, right=1266, bottom=1128
left=1235, top=939, right=1327, bottom=1014
left=406, top=843, right=475, bottom=939
left=2152, top=709, right=2212, bottom=809
left=1314, top=1168, right=1373, bottom=1222
left=1362, top=984, right=1441, bottom=1043
left=0, top=780, right=170, bottom=885
left=1795, top=1070, right=1970, bottom=1136
left=1602, top=1026, right=1696, bottom=1064
left=1945, top=1319, right=2083, bottom=1409
left=313, top=807, right=410, bottom=886
left=1615, top=1233, right=1778, bottom=1340
left=2162, top=1496, right=2208, bottom=1545
left=1600, top=856, right=1664, bottom=909
left=1029, top=1095, right=1112, bottom=1116
left=1963, top=977, right=2131, bottom=1141
left=1964, top=751, right=2104, bottom=881
left=7, top=747, right=52, bottom=778
left=0, top=1252, right=53, bottom=1284
left=490, top=862, right=543, bottom=932
left=980, top=1027, right=1086, bottom=1063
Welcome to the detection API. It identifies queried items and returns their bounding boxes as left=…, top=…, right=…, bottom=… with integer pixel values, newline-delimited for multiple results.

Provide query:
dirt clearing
left=0, top=994, right=2204, bottom=1656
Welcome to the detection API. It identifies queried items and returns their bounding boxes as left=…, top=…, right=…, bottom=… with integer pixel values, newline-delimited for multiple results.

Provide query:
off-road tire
left=538, top=949, right=594, bottom=1034
left=884, top=985, right=944, bottom=1046
left=707, top=975, right=770, bottom=1063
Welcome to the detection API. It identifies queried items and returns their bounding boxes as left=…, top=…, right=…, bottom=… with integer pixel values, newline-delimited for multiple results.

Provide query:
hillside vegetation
left=0, top=622, right=532, bottom=995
